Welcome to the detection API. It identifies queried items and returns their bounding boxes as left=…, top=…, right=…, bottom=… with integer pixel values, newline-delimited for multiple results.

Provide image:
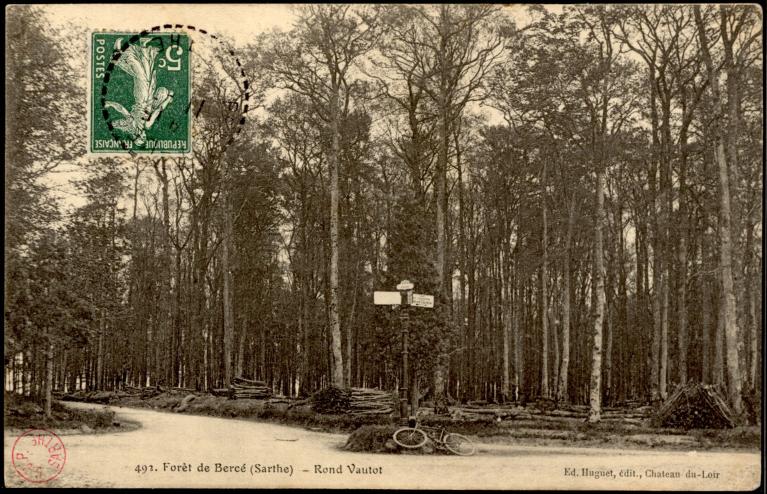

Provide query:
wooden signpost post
left=373, top=280, right=434, bottom=420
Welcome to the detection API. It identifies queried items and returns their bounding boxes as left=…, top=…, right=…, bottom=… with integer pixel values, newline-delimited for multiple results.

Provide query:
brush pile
left=653, top=382, right=735, bottom=429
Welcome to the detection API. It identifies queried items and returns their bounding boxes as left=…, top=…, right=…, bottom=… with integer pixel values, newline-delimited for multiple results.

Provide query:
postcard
left=4, top=3, right=762, bottom=489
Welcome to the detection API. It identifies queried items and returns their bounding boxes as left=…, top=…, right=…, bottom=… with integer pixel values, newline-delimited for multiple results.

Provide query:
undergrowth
left=5, top=392, right=117, bottom=431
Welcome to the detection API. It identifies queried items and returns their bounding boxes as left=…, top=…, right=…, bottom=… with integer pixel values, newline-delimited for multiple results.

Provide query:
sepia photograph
left=3, top=3, right=763, bottom=489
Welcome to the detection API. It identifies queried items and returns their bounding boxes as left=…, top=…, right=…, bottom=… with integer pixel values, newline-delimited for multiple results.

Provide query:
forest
left=5, top=4, right=763, bottom=423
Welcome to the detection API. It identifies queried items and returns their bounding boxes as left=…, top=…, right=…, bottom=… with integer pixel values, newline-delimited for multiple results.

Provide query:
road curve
left=3, top=403, right=760, bottom=489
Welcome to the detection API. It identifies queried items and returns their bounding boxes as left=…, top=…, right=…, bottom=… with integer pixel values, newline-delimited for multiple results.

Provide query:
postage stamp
left=89, top=31, right=191, bottom=154
left=11, top=429, right=67, bottom=483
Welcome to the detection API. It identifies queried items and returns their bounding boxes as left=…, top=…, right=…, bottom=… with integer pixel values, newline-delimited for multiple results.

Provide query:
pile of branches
left=123, top=385, right=163, bottom=399
left=349, top=388, right=395, bottom=416
left=228, top=377, right=273, bottom=400
left=311, top=386, right=351, bottom=414
left=311, top=387, right=395, bottom=416
left=653, top=382, right=735, bottom=429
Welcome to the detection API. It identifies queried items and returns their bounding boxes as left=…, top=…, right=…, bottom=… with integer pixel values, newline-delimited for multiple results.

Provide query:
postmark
left=89, top=25, right=251, bottom=156
left=11, top=429, right=67, bottom=483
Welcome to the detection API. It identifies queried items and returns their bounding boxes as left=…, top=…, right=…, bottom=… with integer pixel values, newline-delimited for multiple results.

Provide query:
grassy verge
left=4, top=392, right=138, bottom=433
left=60, top=391, right=760, bottom=451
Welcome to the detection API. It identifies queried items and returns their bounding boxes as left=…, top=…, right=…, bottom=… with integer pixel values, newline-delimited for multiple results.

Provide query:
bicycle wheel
left=443, top=433, right=476, bottom=456
left=393, top=427, right=428, bottom=449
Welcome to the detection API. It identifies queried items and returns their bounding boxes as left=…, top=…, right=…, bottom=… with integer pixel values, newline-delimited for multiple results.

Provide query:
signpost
left=411, top=293, right=434, bottom=308
left=373, top=291, right=401, bottom=305
left=373, top=279, right=434, bottom=420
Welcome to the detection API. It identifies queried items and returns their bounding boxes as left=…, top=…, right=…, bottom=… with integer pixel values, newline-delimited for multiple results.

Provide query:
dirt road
left=4, top=403, right=760, bottom=489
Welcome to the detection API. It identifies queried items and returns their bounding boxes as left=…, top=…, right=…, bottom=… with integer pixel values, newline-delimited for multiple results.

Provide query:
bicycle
left=392, top=417, right=476, bottom=456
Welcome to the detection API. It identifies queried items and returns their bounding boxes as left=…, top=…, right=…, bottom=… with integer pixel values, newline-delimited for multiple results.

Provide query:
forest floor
left=4, top=392, right=140, bottom=435
left=51, top=390, right=760, bottom=452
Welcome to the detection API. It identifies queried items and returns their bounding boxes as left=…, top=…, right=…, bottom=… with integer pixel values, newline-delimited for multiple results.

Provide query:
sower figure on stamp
left=105, top=37, right=173, bottom=146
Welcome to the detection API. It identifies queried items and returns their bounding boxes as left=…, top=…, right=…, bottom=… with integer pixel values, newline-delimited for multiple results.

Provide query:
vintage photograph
left=4, top=3, right=762, bottom=489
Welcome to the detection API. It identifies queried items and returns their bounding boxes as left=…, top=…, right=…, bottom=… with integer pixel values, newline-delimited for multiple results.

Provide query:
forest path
left=4, top=402, right=760, bottom=489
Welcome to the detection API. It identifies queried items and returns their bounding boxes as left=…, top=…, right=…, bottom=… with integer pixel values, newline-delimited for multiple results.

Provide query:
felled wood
left=229, top=376, right=272, bottom=400
left=452, top=407, right=532, bottom=421
left=653, top=382, right=735, bottom=429
left=265, top=396, right=293, bottom=405
left=232, top=377, right=268, bottom=387
left=287, top=398, right=311, bottom=409
left=451, top=401, right=652, bottom=424
left=170, top=386, right=197, bottom=394
left=311, top=387, right=395, bottom=415
left=348, top=387, right=395, bottom=416
left=211, top=388, right=233, bottom=398
left=123, top=385, right=143, bottom=395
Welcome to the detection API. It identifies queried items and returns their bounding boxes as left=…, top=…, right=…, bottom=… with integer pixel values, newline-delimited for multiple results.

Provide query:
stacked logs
left=348, top=388, right=395, bottom=416
left=451, top=403, right=653, bottom=424
left=452, top=405, right=531, bottom=421
left=229, top=376, right=273, bottom=400
left=311, top=387, right=395, bottom=415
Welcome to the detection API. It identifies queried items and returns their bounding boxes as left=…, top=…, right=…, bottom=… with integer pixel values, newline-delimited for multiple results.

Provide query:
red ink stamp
left=11, top=429, right=67, bottom=483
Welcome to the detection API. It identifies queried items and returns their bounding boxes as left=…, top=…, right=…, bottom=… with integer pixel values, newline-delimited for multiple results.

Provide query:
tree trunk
left=659, top=89, right=673, bottom=402
left=45, top=340, right=53, bottom=419
left=222, top=194, right=234, bottom=386
left=513, top=261, right=522, bottom=402
left=432, top=110, right=448, bottom=409
left=715, top=287, right=725, bottom=388
left=648, top=64, right=662, bottom=403
left=328, top=85, right=344, bottom=389
left=695, top=7, right=743, bottom=415
left=97, top=310, right=105, bottom=390
left=456, top=128, right=468, bottom=401
left=432, top=8, right=450, bottom=411
left=540, top=162, right=549, bottom=398
left=616, top=178, right=629, bottom=402
left=158, top=158, right=172, bottom=386
left=677, top=135, right=689, bottom=386
left=660, top=274, right=669, bottom=399
left=701, top=267, right=711, bottom=384
left=605, top=303, right=613, bottom=406
left=557, top=193, right=575, bottom=403
left=589, top=171, right=606, bottom=423
left=344, top=263, right=359, bottom=388
left=721, top=8, right=749, bottom=391
left=747, top=225, right=757, bottom=389
left=551, top=302, right=559, bottom=400
left=174, top=249, right=183, bottom=386
left=714, top=140, right=743, bottom=414
left=236, top=319, right=246, bottom=379
left=502, top=298, right=510, bottom=402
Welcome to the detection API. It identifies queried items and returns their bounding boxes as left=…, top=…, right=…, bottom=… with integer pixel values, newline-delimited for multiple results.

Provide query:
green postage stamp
left=90, top=32, right=191, bottom=154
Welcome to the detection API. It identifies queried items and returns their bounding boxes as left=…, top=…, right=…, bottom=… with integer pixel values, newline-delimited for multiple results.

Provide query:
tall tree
left=263, top=5, right=381, bottom=388
left=694, top=5, right=744, bottom=415
left=411, top=4, right=504, bottom=411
